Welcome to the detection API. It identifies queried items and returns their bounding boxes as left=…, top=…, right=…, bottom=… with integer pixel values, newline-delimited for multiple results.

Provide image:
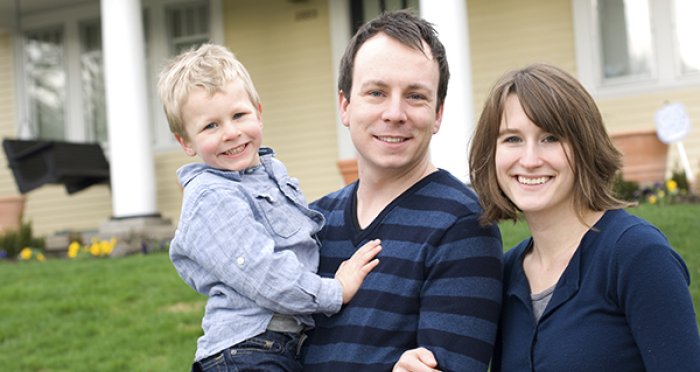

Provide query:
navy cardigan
left=492, top=209, right=700, bottom=371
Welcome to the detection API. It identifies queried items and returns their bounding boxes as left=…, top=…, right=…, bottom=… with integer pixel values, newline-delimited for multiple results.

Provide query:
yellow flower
left=105, top=239, right=116, bottom=255
left=36, top=253, right=46, bottom=262
left=89, top=242, right=101, bottom=257
left=648, top=194, right=658, bottom=204
left=67, top=238, right=117, bottom=258
left=657, top=190, right=665, bottom=198
left=19, top=247, right=32, bottom=260
left=68, top=241, right=81, bottom=259
left=666, top=179, right=678, bottom=193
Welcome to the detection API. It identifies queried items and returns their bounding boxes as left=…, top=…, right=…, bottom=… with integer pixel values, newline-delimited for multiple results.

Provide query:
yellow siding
left=0, top=31, right=17, bottom=197
left=154, top=151, right=194, bottom=225
left=222, top=0, right=342, bottom=201
left=22, top=186, right=113, bottom=236
left=469, top=0, right=577, bottom=117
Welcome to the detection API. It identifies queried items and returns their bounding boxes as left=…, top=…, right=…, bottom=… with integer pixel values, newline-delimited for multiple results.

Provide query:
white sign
left=655, top=103, right=690, bottom=144
left=654, top=102, right=694, bottom=183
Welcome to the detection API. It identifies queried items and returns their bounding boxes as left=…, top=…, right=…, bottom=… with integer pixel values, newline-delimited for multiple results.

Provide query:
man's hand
left=393, top=347, right=440, bottom=372
left=335, top=239, right=382, bottom=304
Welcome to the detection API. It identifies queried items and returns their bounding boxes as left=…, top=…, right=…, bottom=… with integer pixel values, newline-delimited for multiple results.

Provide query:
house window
left=24, top=27, right=66, bottom=140
left=674, top=0, right=700, bottom=74
left=23, top=20, right=107, bottom=143
left=596, top=0, right=653, bottom=81
left=574, top=0, right=700, bottom=95
left=79, top=20, right=107, bottom=143
left=165, top=2, right=210, bottom=55
left=350, top=0, right=420, bottom=32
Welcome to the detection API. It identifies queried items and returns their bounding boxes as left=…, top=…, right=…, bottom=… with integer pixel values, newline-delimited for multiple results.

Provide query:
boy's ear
left=175, top=134, right=196, bottom=157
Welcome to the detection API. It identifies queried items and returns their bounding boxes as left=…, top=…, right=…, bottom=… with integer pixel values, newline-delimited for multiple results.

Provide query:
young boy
left=157, top=44, right=381, bottom=372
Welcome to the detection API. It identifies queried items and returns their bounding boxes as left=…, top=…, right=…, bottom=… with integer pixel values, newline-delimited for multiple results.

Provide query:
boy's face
left=177, top=79, right=263, bottom=171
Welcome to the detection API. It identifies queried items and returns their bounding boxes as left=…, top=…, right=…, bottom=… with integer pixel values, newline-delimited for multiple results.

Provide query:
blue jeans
left=192, top=330, right=303, bottom=372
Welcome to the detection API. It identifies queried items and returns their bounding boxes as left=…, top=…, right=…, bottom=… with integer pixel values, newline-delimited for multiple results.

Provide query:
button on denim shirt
left=170, top=148, right=342, bottom=362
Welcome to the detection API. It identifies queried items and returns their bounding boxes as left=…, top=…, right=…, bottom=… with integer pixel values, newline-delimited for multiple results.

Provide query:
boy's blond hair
left=157, top=43, right=261, bottom=139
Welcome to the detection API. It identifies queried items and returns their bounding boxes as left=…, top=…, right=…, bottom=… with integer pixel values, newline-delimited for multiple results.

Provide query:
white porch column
left=421, top=0, right=474, bottom=183
left=100, top=0, right=157, bottom=218
left=329, top=0, right=355, bottom=161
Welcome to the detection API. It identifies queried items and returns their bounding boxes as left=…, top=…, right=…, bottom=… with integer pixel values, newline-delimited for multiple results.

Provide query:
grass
left=0, top=203, right=697, bottom=371
left=0, top=253, right=204, bottom=371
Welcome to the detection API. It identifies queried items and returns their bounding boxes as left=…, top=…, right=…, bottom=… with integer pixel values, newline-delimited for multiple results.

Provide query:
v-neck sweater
left=301, top=169, right=503, bottom=371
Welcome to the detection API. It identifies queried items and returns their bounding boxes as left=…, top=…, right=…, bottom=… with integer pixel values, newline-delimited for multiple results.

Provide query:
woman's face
left=495, top=94, right=576, bottom=218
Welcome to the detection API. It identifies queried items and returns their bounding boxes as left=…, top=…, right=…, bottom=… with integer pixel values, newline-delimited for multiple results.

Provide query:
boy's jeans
left=192, top=330, right=303, bottom=372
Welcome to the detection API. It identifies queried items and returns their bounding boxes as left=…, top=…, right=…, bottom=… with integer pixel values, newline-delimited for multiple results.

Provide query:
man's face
left=340, top=33, right=443, bottom=177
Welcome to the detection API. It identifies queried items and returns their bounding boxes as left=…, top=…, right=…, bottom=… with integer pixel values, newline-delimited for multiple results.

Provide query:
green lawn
left=0, top=203, right=698, bottom=371
left=0, top=253, right=204, bottom=371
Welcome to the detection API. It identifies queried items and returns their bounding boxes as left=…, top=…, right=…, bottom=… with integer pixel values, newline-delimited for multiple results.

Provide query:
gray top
left=531, top=284, right=556, bottom=322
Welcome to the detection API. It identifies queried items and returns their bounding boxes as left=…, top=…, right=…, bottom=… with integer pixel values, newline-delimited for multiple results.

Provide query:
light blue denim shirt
left=170, top=148, right=342, bottom=362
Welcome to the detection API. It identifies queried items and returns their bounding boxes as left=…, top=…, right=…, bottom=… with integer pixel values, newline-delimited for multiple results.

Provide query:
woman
left=394, top=63, right=700, bottom=371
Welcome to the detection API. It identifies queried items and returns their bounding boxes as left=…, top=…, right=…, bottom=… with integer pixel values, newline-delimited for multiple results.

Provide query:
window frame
left=23, top=25, right=67, bottom=141
left=17, top=3, right=97, bottom=142
left=572, top=0, right=700, bottom=98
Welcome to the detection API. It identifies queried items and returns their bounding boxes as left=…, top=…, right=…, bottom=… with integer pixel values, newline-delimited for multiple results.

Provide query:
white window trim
left=17, top=3, right=100, bottom=142
left=572, top=0, right=700, bottom=99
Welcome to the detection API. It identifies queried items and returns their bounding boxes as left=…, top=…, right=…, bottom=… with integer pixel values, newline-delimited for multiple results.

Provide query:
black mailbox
left=2, top=139, right=110, bottom=194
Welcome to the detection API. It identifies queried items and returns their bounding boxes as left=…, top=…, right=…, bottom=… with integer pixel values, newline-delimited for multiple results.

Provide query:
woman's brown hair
left=469, top=63, right=632, bottom=225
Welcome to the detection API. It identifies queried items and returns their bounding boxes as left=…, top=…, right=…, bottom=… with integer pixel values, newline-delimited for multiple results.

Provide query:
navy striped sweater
left=301, top=170, right=503, bottom=371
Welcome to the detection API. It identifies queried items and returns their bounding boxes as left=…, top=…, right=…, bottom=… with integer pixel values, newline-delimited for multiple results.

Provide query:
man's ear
left=338, top=90, right=350, bottom=128
left=432, top=104, right=444, bottom=134
left=175, top=134, right=196, bottom=157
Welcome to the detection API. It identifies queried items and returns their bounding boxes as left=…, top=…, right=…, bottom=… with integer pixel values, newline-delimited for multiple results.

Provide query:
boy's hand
left=335, top=239, right=382, bottom=304
left=393, top=347, right=440, bottom=372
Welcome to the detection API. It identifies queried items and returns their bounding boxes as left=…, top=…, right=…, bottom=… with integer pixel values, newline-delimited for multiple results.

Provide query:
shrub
left=613, top=173, right=640, bottom=202
left=613, top=169, right=698, bottom=205
left=670, top=168, right=690, bottom=194
left=0, top=221, right=45, bottom=259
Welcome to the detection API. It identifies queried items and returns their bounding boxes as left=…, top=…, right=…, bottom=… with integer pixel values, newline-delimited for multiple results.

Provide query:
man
left=301, top=10, right=503, bottom=372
